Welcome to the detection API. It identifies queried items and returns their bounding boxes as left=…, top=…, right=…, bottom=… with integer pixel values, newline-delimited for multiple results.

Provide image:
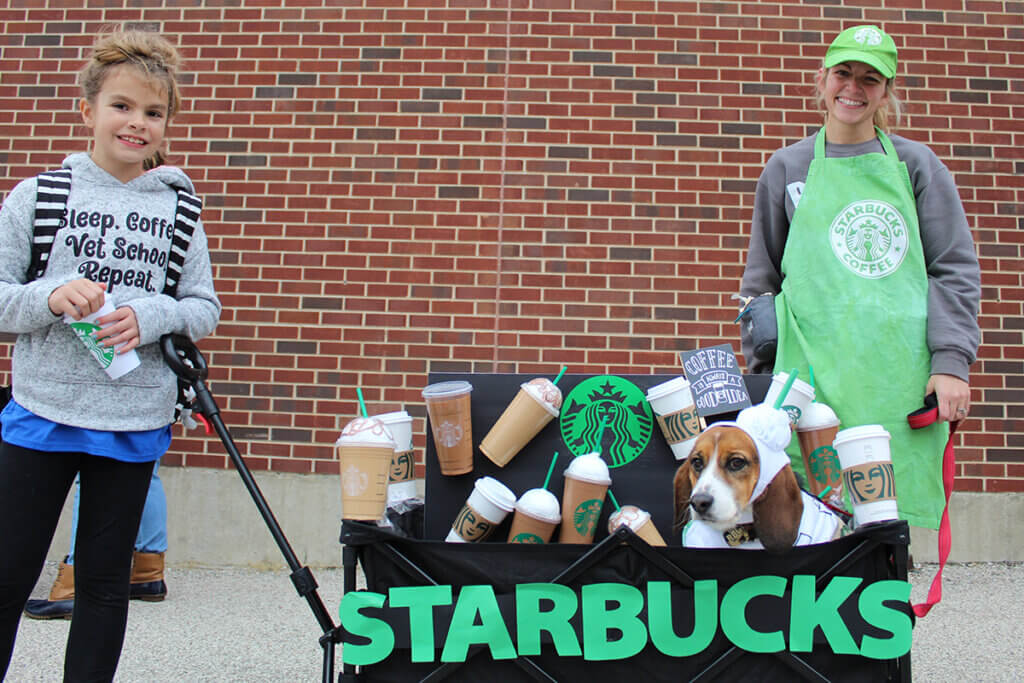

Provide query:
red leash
left=906, top=393, right=959, bottom=617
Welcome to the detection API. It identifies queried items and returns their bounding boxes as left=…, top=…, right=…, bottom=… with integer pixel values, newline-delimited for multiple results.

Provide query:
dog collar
left=722, top=523, right=758, bottom=547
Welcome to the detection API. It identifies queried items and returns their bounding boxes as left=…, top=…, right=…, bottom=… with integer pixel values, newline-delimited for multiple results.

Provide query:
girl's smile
left=819, top=61, right=889, bottom=143
left=79, top=65, right=169, bottom=183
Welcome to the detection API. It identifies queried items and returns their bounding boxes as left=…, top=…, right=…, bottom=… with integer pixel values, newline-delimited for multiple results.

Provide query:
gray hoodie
left=0, top=153, right=221, bottom=431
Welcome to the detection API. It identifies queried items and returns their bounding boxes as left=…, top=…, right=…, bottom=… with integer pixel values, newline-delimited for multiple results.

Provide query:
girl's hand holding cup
left=93, top=305, right=141, bottom=354
left=48, top=278, right=106, bottom=319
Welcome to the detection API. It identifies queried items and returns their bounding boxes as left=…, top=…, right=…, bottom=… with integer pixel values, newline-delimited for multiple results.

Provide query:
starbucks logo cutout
left=572, top=499, right=602, bottom=536
left=845, top=462, right=897, bottom=504
left=781, top=404, right=803, bottom=424
left=341, top=464, right=369, bottom=497
left=511, top=532, right=545, bottom=544
left=453, top=505, right=492, bottom=541
left=390, top=450, right=415, bottom=482
left=559, top=375, right=653, bottom=467
left=808, top=445, right=841, bottom=486
left=830, top=200, right=908, bottom=279
left=854, top=27, right=884, bottom=46
left=436, top=420, right=463, bottom=448
left=69, top=322, right=114, bottom=368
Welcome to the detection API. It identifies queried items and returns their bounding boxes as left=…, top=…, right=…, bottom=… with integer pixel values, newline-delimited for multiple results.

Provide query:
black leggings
left=0, top=442, right=152, bottom=682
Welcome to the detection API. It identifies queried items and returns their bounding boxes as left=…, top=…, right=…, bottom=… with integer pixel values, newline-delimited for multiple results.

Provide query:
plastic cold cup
left=834, top=425, right=898, bottom=527
left=64, top=299, right=140, bottom=380
left=558, top=453, right=611, bottom=544
left=763, top=371, right=815, bottom=425
left=645, top=376, right=701, bottom=460
left=422, top=381, right=474, bottom=475
left=446, top=476, right=516, bottom=543
left=336, top=416, right=396, bottom=520
left=608, top=505, right=666, bottom=546
left=507, top=488, right=561, bottom=544
left=796, top=402, right=843, bottom=507
left=480, top=378, right=562, bottom=467
left=375, top=410, right=418, bottom=506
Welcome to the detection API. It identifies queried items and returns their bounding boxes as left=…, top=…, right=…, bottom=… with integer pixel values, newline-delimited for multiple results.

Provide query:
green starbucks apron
left=774, top=127, right=947, bottom=529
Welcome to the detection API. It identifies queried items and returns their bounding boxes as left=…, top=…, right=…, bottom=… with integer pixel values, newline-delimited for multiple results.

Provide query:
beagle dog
left=673, top=422, right=842, bottom=551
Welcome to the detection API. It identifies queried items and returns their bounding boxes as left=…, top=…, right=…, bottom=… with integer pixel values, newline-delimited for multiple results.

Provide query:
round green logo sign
left=559, top=375, right=653, bottom=467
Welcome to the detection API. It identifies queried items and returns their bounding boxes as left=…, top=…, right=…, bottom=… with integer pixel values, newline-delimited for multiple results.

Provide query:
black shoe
left=130, top=579, right=167, bottom=602
left=24, top=598, right=73, bottom=620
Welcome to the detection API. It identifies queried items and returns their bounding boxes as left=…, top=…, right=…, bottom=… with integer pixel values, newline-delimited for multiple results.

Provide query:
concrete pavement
left=5, top=560, right=1023, bottom=682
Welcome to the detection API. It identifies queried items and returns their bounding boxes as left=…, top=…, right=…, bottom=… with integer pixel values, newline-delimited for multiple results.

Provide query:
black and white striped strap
left=28, top=169, right=72, bottom=282
left=162, top=189, right=200, bottom=297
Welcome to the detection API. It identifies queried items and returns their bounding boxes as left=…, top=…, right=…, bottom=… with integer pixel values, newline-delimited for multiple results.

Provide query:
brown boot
left=24, top=557, right=74, bottom=619
left=130, top=551, right=167, bottom=602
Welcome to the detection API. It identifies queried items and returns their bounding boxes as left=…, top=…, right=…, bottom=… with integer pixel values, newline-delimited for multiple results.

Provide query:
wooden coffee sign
left=679, top=344, right=751, bottom=417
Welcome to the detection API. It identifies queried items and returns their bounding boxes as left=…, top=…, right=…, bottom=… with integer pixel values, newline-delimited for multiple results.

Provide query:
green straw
left=772, top=368, right=799, bottom=410
left=607, top=488, right=621, bottom=511
left=808, top=365, right=815, bottom=392
left=542, top=452, right=559, bottom=491
left=553, top=366, right=567, bottom=385
left=817, top=485, right=832, bottom=500
left=356, top=387, right=369, bottom=418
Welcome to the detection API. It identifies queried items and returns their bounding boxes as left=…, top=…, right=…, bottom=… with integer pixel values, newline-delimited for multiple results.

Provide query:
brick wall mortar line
left=491, top=3, right=512, bottom=374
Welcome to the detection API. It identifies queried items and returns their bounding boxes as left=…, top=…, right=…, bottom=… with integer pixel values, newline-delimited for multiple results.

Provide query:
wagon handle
left=160, top=333, right=208, bottom=384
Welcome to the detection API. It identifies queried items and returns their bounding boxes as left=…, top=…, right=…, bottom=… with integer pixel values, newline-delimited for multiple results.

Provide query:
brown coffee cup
left=796, top=402, right=842, bottom=505
left=336, top=417, right=395, bottom=520
left=557, top=454, right=611, bottom=544
left=608, top=505, right=666, bottom=546
left=480, top=379, right=561, bottom=467
left=422, top=381, right=474, bottom=475
left=507, top=488, right=561, bottom=544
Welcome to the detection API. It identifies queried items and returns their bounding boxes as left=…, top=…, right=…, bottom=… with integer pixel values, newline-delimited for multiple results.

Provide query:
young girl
left=0, top=29, right=220, bottom=679
left=739, top=25, right=980, bottom=531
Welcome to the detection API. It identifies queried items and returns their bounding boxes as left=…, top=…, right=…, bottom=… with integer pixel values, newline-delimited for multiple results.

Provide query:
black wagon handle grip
left=160, top=333, right=208, bottom=383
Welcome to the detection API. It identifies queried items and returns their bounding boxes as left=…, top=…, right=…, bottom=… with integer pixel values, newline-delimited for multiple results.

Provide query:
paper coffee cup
left=608, top=504, right=666, bottom=546
left=558, top=453, right=611, bottom=544
left=64, top=299, right=140, bottom=380
left=763, top=371, right=815, bottom=425
left=336, top=417, right=396, bottom=521
left=645, top=376, right=701, bottom=460
left=375, top=410, right=418, bottom=506
left=507, top=488, right=561, bottom=544
left=480, top=378, right=562, bottom=467
left=447, top=476, right=516, bottom=543
left=422, top=381, right=474, bottom=476
left=834, top=425, right=898, bottom=527
left=796, top=402, right=843, bottom=505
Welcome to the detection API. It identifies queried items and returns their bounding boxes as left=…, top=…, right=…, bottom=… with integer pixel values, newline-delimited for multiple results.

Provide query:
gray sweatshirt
left=0, top=153, right=221, bottom=431
left=740, top=133, right=981, bottom=381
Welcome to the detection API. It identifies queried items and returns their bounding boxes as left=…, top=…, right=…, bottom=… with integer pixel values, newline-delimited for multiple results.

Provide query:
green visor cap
left=824, top=25, right=897, bottom=79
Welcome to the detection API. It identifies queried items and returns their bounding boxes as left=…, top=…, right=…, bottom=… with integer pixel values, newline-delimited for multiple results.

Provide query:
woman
left=739, top=25, right=980, bottom=530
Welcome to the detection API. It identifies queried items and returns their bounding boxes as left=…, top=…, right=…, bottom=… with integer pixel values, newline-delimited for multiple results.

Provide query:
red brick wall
left=1, top=2, right=1021, bottom=492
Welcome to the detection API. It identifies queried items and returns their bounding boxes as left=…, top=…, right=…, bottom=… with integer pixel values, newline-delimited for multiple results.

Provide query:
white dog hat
left=734, top=402, right=793, bottom=505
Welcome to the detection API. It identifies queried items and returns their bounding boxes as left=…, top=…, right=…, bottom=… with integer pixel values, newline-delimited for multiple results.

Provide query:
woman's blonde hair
left=78, top=28, right=182, bottom=169
left=815, top=64, right=903, bottom=134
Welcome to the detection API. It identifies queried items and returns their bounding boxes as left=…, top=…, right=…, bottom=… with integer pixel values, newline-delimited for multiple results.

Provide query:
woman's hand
left=48, top=279, right=106, bottom=319
left=925, top=374, right=971, bottom=422
left=94, top=306, right=141, bottom=354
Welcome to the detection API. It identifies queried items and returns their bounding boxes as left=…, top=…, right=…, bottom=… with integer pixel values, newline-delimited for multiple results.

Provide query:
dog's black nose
left=690, top=493, right=713, bottom=515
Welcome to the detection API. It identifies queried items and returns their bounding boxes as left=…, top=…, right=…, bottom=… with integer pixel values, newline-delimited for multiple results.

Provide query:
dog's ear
left=752, top=466, right=803, bottom=552
left=673, top=460, right=693, bottom=532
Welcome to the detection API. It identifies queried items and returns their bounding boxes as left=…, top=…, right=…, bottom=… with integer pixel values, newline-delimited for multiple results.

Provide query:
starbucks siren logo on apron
left=829, top=200, right=908, bottom=279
